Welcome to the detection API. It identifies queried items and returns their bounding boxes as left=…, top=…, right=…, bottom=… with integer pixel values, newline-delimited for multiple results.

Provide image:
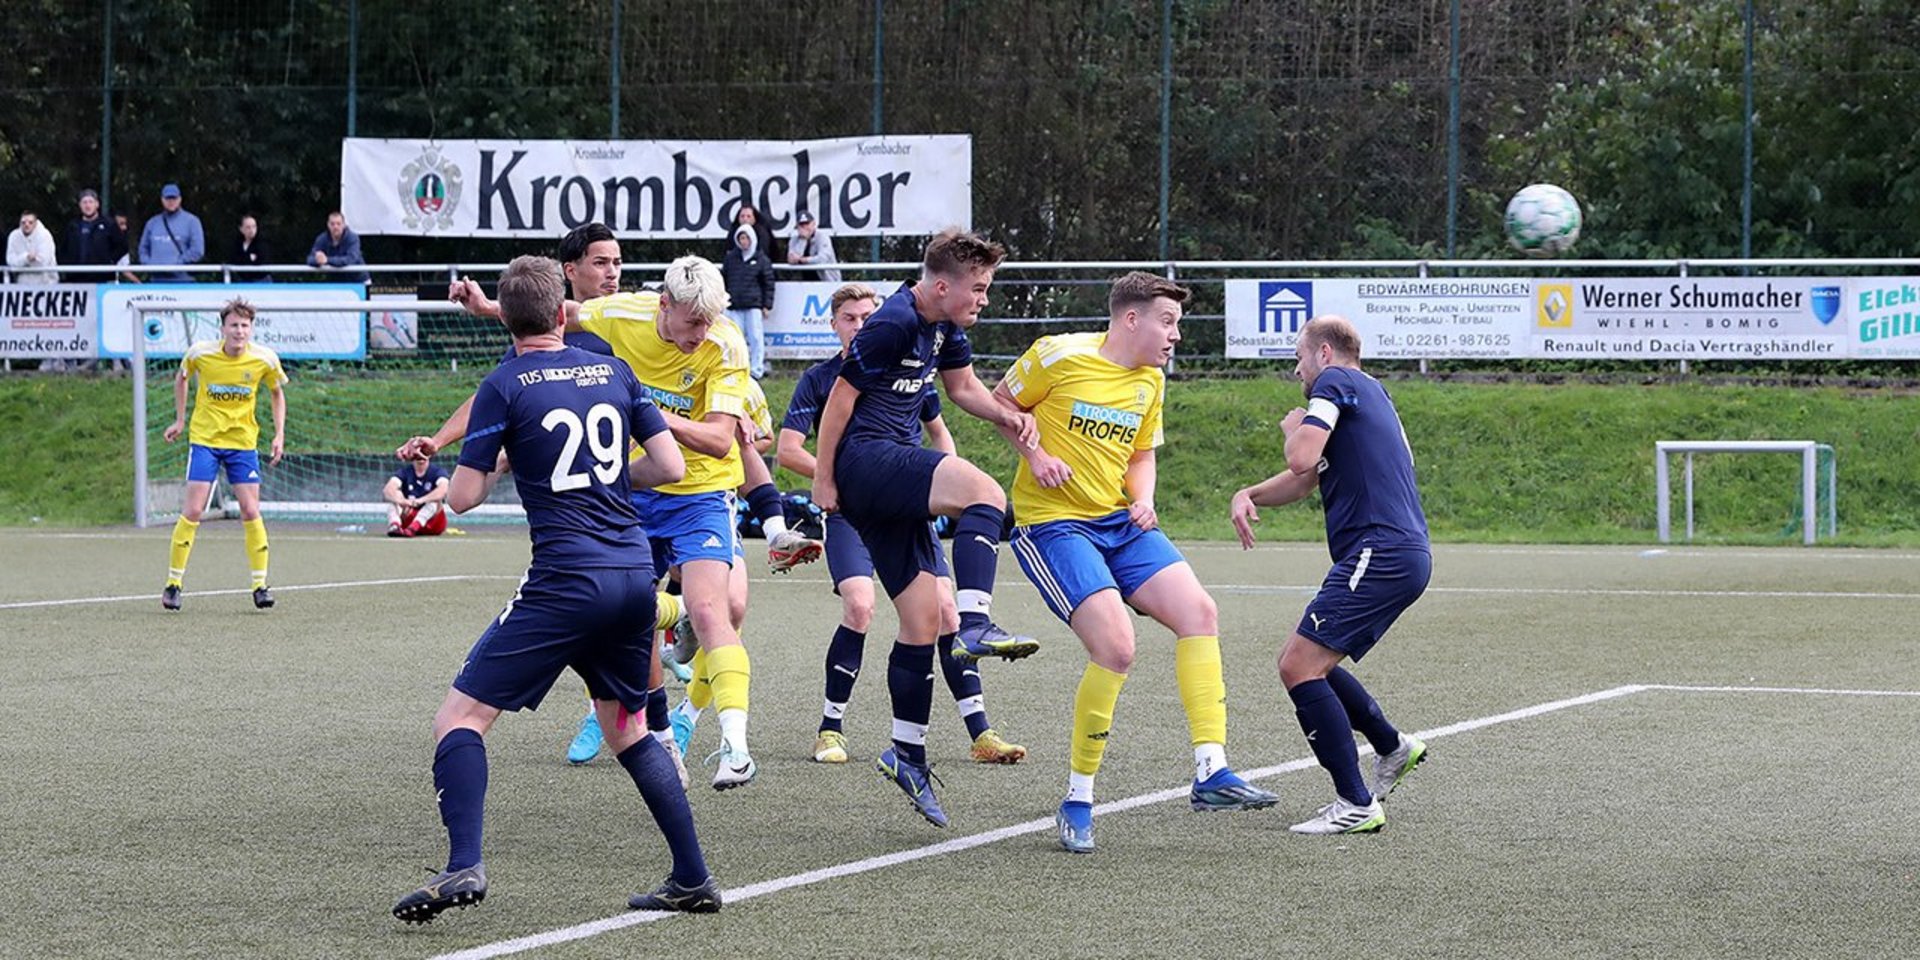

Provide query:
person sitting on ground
left=384, top=455, right=450, bottom=537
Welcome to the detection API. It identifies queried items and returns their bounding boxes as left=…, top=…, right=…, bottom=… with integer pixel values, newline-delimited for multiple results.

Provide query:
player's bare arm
left=922, top=414, right=957, bottom=456
left=627, top=426, right=687, bottom=490
left=164, top=371, right=189, bottom=442
left=446, top=464, right=503, bottom=514
left=1229, top=469, right=1321, bottom=549
left=268, top=383, right=286, bottom=466
left=944, top=365, right=1036, bottom=447
left=1124, top=447, right=1158, bottom=531
left=990, top=380, right=1069, bottom=488
left=776, top=428, right=816, bottom=479
left=382, top=477, right=408, bottom=508
left=810, top=378, right=860, bottom=512
left=398, top=393, right=475, bottom=462
left=1282, top=406, right=1330, bottom=476
left=665, top=410, right=738, bottom=459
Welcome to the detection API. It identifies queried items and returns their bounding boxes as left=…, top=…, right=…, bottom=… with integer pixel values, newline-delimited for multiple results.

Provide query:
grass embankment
left=4, top=373, right=1916, bottom=545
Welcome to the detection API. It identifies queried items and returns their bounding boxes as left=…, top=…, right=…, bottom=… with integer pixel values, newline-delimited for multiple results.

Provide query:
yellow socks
left=1070, top=663, right=1128, bottom=777
left=242, top=518, right=270, bottom=589
left=686, top=648, right=712, bottom=711
left=1174, top=635, right=1228, bottom=747
left=705, top=644, right=751, bottom=715
left=167, top=517, right=199, bottom=586
left=656, top=591, right=683, bottom=633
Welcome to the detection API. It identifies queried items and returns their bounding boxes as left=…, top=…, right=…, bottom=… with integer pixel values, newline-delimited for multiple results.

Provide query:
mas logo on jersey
left=1069, top=400, right=1143, bottom=444
left=396, top=147, right=463, bottom=232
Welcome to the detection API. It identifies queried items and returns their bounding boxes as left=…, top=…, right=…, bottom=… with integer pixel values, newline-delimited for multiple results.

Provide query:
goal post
left=130, top=299, right=528, bottom=528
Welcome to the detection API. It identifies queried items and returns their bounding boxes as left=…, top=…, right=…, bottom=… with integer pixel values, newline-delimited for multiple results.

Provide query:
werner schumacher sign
left=342, top=136, right=971, bottom=240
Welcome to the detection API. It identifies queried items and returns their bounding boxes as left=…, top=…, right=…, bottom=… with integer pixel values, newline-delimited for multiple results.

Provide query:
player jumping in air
left=810, top=228, right=1040, bottom=827
left=778, top=282, right=1028, bottom=767
left=1230, top=314, right=1430, bottom=835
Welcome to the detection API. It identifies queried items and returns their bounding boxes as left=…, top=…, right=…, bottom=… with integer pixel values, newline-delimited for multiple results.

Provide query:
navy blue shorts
left=1298, top=544, right=1431, bottom=662
left=836, top=438, right=943, bottom=527
left=824, top=512, right=949, bottom=593
left=834, top=439, right=949, bottom=598
left=453, top=566, right=657, bottom=713
left=1011, top=510, right=1186, bottom=623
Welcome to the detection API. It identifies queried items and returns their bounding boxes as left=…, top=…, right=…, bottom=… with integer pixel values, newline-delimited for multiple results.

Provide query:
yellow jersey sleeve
left=699, top=321, right=752, bottom=422
left=999, top=338, right=1058, bottom=410
left=742, top=378, right=774, bottom=440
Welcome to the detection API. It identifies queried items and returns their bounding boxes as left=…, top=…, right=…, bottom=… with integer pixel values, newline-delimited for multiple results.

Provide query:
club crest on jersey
left=680, top=370, right=697, bottom=389
left=1134, top=385, right=1150, bottom=410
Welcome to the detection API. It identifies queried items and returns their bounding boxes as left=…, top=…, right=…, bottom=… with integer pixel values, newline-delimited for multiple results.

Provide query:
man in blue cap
left=138, top=183, right=205, bottom=283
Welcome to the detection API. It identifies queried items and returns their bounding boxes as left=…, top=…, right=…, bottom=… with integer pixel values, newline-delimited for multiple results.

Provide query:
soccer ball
left=1504, top=183, right=1582, bottom=257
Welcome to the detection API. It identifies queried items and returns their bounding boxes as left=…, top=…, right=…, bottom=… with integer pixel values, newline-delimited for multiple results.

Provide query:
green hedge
left=6, top=374, right=1916, bottom=545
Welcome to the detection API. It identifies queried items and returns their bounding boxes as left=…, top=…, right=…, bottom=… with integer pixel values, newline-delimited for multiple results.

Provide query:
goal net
left=131, top=296, right=528, bottom=527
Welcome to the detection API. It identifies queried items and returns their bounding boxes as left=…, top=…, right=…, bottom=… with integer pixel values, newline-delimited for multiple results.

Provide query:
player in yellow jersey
left=160, top=298, right=287, bottom=612
left=428, top=226, right=763, bottom=790
left=992, top=272, right=1278, bottom=853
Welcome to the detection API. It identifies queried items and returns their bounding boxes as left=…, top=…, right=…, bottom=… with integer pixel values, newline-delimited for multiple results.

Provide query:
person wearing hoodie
left=720, top=223, right=776, bottom=378
left=308, top=211, right=369, bottom=284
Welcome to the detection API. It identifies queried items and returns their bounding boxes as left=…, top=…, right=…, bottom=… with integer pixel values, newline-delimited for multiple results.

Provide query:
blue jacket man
left=138, top=183, right=205, bottom=282
left=309, top=212, right=369, bottom=284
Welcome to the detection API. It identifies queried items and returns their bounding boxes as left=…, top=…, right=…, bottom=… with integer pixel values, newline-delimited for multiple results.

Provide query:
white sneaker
left=706, top=744, right=757, bottom=791
left=663, top=736, right=690, bottom=790
left=767, top=529, right=823, bottom=573
left=1370, top=734, right=1427, bottom=801
left=1288, top=797, right=1385, bottom=835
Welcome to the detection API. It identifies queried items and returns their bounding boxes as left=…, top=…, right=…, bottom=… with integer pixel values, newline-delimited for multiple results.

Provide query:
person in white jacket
left=6, top=211, right=58, bottom=284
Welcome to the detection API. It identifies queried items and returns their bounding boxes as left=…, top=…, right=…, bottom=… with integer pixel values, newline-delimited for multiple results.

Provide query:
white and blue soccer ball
left=1504, top=183, right=1582, bottom=257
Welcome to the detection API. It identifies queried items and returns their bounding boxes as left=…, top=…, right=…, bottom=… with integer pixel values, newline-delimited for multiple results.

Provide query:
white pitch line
left=1645, top=683, right=1920, bottom=698
left=428, top=683, right=1651, bottom=960
left=0, top=574, right=518, bottom=610
left=1211, top=584, right=1920, bottom=601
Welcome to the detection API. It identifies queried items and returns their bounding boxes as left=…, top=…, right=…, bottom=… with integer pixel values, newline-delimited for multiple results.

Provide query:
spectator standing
left=786, top=210, right=841, bottom=283
left=63, top=189, right=126, bottom=281
left=308, top=211, right=369, bottom=284
left=720, top=223, right=776, bottom=378
left=227, top=215, right=274, bottom=280
left=7, top=211, right=58, bottom=284
left=138, top=183, right=205, bottom=282
left=734, top=204, right=775, bottom=261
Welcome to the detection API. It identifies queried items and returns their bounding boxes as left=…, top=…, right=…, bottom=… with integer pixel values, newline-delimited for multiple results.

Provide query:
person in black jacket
left=720, top=223, right=776, bottom=378
left=226, top=215, right=274, bottom=281
left=63, top=189, right=126, bottom=281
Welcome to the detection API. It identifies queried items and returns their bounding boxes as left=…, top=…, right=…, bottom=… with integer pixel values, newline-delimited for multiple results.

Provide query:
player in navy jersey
left=809, top=230, right=1040, bottom=827
left=778, top=283, right=1027, bottom=767
left=383, top=455, right=450, bottom=536
left=1229, top=315, right=1431, bottom=836
left=391, top=256, right=720, bottom=923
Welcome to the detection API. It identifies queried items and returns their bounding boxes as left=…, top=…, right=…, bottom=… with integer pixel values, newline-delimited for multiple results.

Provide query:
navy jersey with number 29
left=458, top=346, right=669, bottom=570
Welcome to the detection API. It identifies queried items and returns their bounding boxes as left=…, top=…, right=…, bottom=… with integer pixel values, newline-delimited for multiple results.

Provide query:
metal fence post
left=132, top=303, right=148, bottom=528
